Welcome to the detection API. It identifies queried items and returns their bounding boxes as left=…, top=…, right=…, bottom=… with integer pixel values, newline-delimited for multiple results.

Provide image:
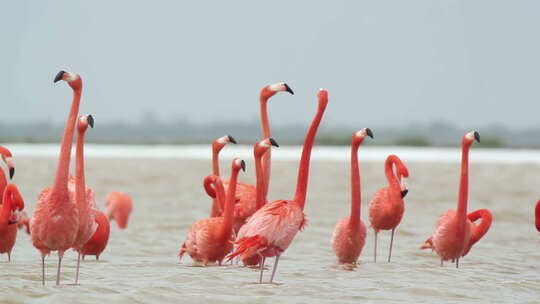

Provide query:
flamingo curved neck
left=222, top=169, right=239, bottom=238
left=254, top=151, right=266, bottom=210
left=260, top=96, right=271, bottom=198
left=349, top=140, right=361, bottom=227
left=75, top=128, right=87, bottom=209
left=457, top=144, right=470, bottom=224
left=384, top=156, right=400, bottom=191
left=1, top=186, right=13, bottom=221
left=293, top=99, right=328, bottom=210
left=210, top=146, right=221, bottom=217
left=51, top=89, right=82, bottom=198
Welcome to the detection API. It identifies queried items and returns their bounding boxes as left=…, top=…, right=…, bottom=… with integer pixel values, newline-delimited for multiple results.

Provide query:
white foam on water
left=4, top=143, right=540, bottom=164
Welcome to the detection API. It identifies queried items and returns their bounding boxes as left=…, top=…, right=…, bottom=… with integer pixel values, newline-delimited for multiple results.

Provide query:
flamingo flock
left=0, top=70, right=538, bottom=287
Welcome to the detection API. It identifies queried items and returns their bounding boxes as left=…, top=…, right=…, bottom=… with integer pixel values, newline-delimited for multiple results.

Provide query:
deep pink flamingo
left=0, top=146, right=15, bottom=199
left=368, top=154, right=409, bottom=263
left=30, top=70, right=82, bottom=285
left=536, top=200, right=540, bottom=232
left=209, top=135, right=236, bottom=217
left=78, top=211, right=110, bottom=260
left=0, top=184, right=24, bottom=261
left=423, top=131, right=480, bottom=267
left=331, top=128, right=373, bottom=265
left=227, top=89, right=328, bottom=283
left=68, top=114, right=98, bottom=284
left=179, top=158, right=245, bottom=265
left=105, top=192, right=133, bottom=229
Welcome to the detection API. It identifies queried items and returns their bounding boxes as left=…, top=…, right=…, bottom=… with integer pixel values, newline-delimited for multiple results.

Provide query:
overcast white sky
left=1, top=1, right=539, bottom=128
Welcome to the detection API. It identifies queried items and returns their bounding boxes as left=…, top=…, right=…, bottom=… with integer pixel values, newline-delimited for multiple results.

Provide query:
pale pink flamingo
left=423, top=131, right=480, bottom=267
left=215, top=83, right=293, bottom=231
left=30, top=70, right=82, bottom=285
left=0, top=184, right=24, bottom=261
left=68, top=114, right=98, bottom=284
left=179, top=158, right=245, bottom=265
left=331, top=128, right=373, bottom=265
left=105, top=192, right=132, bottom=229
left=209, top=135, right=236, bottom=217
left=78, top=211, right=110, bottom=260
left=368, top=154, right=409, bottom=263
left=420, top=208, right=492, bottom=258
left=227, top=89, right=328, bottom=283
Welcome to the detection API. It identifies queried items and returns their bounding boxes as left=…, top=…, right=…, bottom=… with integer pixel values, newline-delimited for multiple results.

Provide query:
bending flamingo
left=536, top=200, right=540, bottom=232
left=423, top=131, right=480, bottom=267
left=105, top=192, right=133, bottom=229
left=420, top=208, right=492, bottom=257
left=0, top=184, right=24, bottom=261
left=218, top=83, right=293, bottom=231
left=368, top=154, right=409, bottom=263
left=209, top=135, right=237, bottom=217
left=78, top=211, right=110, bottom=260
left=227, top=89, right=328, bottom=283
left=30, top=70, right=82, bottom=285
left=68, top=114, right=98, bottom=284
left=179, top=158, right=245, bottom=265
left=331, top=128, right=373, bottom=265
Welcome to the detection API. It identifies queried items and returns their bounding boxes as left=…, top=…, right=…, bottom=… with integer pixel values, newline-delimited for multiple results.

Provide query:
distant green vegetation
left=393, top=135, right=431, bottom=147
left=317, top=134, right=351, bottom=146
left=476, top=136, right=505, bottom=148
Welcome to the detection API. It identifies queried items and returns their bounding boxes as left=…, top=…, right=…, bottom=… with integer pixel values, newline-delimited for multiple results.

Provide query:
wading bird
left=78, top=211, right=110, bottom=260
left=105, top=192, right=133, bottom=229
left=0, top=184, right=24, bottom=261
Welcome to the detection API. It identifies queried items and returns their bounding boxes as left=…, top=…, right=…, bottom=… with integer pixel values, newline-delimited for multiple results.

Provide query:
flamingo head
left=353, top=128, right=374, bottom=144
left=254, top=137, right=279, bottom=157
left=394, top=157, right=409, bottom=198
left=261, top=82, right=294, bottom=100
left=464, top=130, right=480, bottom=146
left=54, top=70, right=82, bottom=90
left=0, top=146, right=14, bottom=179
left=77, top=115, right=94, bottom=133
left=232, top=158, right=246, bottom=173
left=213, top=135, right=237, bottom=153
left=317, top=88, right=329, bottom=108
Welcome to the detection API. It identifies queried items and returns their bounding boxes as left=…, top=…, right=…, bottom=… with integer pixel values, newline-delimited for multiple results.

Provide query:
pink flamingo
left=423, top=131, right=480, bottom=267
left=368, top=154, right=409, bottom=263
left=209, top=135, right=237, bottom=217
left=0, top=146, right=15, bottom=199
left=217, top=83, right=293, bottom=231
left=68, top=114, right=98, bottom=284
left=536, top=200, right=540, bottom=232
left=179, top=158, right=245, bottom=265
left=78, top=211, right=110, bottom=260
left=105, top=192, right=133, bottom=229
left=0, top=184, right=24, bottom=261
left=227, top=89, right=328, bottom=283
left=30, top=70, right=82, bottom=285
left=331, top=128, right=373, bottom=265
left=420, top=208, right=492, bottom=257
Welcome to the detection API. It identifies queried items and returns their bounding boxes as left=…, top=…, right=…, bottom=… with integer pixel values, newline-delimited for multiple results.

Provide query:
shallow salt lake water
left=1, top=146, right=539, bottom=303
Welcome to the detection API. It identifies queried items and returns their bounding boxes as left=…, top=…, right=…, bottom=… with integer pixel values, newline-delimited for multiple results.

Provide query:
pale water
left=1, top=145, right=539, bottom=303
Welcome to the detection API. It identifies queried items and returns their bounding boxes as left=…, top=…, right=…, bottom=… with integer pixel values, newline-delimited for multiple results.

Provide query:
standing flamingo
left=368, top=154, right=409, bottom=263
left=420, top=208, right=492, bottom=257
left=227, top=89, right=328, bottom=283
left=105, top=192, right=133, bottom=229
left=535, top=200, right=540, bottom=232
left=68, top=114, right=98, bottom=284
left=209, top=135, right=237, bottom=217
left=331, top=128, right=373, bottom=265
left=179, top=158, right=245, bottom=265
left=424, top=131, right=480, bottom=267
left=30, top=70, right=82, bottom=285
left=78, top=211, right=110, bottom=260
left=0, top=184, right=24, bottom=261
left=0, top=146, right=15, bottom=198
left=215, top=83, right=293, bottom=230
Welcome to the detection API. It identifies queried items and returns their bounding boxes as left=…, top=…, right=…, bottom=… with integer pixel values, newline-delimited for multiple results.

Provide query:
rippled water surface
left=1, top=149, right=539, bottom=303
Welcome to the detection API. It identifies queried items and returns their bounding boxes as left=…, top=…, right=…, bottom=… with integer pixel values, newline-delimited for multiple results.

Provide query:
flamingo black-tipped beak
left=8, top=220, right=17, bottom=225
left=284, top=83, right=294, bottom=95
left=54, top=70, right=65, bottom=83
left=366, top=128, right=374, bottom=139
left=401, top=189, right=409, bottom=198
left=240, top=160, right=246, bottom=172
left=227, top=135, right=237, bottom=144
left=269, top=138, right=279, bottom=147
left=474, top=131, right=480, bottom=143
left=87, top=115, right=94, bottom=128
left=9, top=167, right=14, bottom=179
